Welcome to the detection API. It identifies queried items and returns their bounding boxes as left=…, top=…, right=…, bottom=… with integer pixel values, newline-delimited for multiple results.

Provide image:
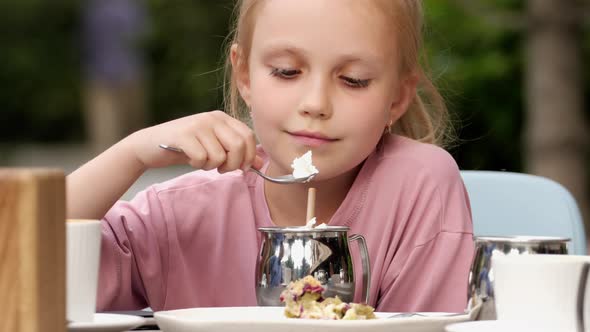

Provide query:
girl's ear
left=230, top=43, right=251, bottom=106
left=388, top=73, right=419, bottom=124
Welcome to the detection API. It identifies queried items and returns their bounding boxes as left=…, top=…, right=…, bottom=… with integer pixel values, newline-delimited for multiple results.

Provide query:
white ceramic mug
left=66, top=219, right=102, bottom=322
left=492, top=254, right=590, bottom=332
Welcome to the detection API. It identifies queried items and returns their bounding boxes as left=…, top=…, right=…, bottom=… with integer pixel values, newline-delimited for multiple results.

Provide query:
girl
left=68, top=0, right=474, bottom=312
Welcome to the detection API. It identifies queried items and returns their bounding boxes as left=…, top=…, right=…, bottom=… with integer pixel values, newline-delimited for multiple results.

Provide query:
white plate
left=445, top=320, right=570, bottom=332
left=155, top=306, right=476, bottom=332
left=68, top=313, right=146, bottom=332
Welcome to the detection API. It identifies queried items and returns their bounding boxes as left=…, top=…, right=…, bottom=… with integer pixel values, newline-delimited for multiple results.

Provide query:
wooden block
left=0, top=169, right=66, bottom=332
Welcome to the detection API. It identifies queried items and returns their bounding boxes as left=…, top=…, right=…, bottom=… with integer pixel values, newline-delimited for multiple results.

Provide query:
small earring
left=384, top=119, right=394, bottom=134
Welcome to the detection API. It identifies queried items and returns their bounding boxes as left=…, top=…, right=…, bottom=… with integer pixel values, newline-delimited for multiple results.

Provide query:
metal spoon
left=158, top=144, right=317, bottom=184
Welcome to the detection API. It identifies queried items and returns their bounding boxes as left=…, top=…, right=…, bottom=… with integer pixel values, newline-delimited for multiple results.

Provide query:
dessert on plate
left=279, top=275, right=376, bottom=320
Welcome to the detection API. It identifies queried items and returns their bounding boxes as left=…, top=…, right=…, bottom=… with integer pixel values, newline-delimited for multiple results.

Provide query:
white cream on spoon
left=291, top=150, right=319, bottom=179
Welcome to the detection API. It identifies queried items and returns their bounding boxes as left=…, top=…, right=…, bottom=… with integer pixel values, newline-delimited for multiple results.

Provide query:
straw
left=306, top=187, right=316, bottom=222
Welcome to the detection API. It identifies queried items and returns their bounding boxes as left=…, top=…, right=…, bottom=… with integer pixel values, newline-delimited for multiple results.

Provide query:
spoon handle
left=158, top=144, right=184, bottom=153
left=248, top=167, right=274, bottom=182
left=159, top=144, right=283, bottom=184
left=157, top=144, right=315, bottom=184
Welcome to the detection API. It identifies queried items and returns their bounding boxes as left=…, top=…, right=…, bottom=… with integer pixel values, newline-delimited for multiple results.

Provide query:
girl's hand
left=127, top=111, right=263, bottom=173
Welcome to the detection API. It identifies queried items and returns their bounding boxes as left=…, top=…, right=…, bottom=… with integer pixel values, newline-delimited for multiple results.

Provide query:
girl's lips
left=289, top=131, right=337, bottom=147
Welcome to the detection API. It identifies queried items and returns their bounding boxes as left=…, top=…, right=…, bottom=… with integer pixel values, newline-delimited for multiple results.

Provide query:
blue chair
left=460, top=170, right=587, bottom=255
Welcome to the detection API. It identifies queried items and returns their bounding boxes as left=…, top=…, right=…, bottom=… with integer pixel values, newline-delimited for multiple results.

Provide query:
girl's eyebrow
left=260, top=43, right=383, bottom=68
left=259, top=43, right=308, bottom=59
left=337, top=53, right=383, bottom=66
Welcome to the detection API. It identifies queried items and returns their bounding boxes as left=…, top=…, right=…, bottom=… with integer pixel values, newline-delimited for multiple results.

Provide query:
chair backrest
left=460, top=170, right=587, bottom=255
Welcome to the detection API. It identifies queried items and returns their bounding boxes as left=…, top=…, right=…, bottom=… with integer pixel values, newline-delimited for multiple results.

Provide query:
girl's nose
left=297, top=77, right=333, bottom=119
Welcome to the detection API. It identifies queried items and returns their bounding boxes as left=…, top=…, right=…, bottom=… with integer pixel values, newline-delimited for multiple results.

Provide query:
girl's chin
left=307, top=166, right=361, bottom=185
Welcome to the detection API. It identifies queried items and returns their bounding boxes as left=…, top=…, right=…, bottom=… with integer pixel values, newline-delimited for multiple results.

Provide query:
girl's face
left=235, top=0, right=415, bottom=180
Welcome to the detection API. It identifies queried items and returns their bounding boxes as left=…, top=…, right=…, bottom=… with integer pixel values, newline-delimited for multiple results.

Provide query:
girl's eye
left=341, top=76, right=371, bottom=88
left=270, top=68, right=300, bottom=79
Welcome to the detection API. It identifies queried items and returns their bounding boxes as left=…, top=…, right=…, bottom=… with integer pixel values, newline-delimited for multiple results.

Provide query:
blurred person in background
left=82, top=0, right=150, bottom=153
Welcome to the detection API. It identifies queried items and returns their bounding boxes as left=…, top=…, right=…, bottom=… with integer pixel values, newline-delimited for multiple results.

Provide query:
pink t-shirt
left=97, top=134, right=474, bottom=313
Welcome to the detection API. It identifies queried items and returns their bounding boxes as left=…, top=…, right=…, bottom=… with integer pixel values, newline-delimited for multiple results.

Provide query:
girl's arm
left=66, top=111, right=261, bottom=219
left=66, top=135, right=146, bottom=219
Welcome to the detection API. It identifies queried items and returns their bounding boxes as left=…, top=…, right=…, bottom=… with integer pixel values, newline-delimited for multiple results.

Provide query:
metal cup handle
left=349, top=234, right=371, bottom=304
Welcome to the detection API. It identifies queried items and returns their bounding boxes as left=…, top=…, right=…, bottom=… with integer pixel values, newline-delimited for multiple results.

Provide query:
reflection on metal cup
left=467, top=235, right=570, bottom=320
left=255, top=226, right=370, bottom=306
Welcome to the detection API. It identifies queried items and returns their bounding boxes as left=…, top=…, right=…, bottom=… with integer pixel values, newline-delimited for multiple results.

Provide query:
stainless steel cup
left=467, top=235, right=570, bottom=320
left=255, top=226, right=370, bottom=306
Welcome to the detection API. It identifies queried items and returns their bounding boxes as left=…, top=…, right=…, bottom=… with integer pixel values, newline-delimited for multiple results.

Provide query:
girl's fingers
left=252, top=155, right=265, bottom=170
left=215, top=124, right=246, bottom=173
left=195, top=128, right=228, bottom=170
left=157, top=111, right=262, bottom=172
left=179, top=138, right=208, bottom=170
left=225, top=119, right=258, bottom=171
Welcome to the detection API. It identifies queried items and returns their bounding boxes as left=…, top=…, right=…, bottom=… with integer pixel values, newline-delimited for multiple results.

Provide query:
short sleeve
left=97, top=186, right=169, bottom=311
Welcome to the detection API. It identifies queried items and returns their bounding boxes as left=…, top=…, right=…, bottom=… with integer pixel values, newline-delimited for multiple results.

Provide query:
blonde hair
left=223, top=0, right=453, bottom=147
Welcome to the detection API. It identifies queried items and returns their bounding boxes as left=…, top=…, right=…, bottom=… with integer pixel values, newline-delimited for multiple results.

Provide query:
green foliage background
left=1, top=0, right=82, bottom=141
left=1, top=0, right=588, bottom=173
